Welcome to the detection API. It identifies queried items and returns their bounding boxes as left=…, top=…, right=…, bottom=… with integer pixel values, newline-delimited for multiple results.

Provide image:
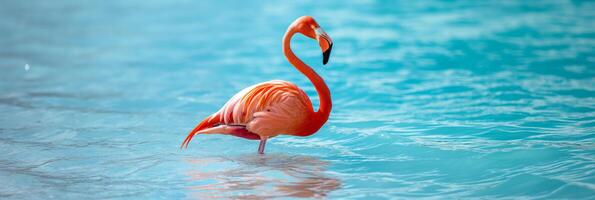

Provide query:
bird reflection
left=184, top=153, right=341, bottom=199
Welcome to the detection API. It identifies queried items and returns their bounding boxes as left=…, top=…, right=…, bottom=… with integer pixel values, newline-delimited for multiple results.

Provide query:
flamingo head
left=292, top=16, right=333, bottom=65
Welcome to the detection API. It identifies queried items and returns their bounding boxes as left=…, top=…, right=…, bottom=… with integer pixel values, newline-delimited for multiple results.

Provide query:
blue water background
left=1, top=0, right=594, bottom=199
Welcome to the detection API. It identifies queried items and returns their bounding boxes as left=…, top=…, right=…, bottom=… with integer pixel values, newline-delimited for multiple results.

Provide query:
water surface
left=1, top=0, right=594, bottom=199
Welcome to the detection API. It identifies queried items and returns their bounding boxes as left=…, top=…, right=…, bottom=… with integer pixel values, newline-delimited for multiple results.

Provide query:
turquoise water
left=1, top=0, right=594, bottom=199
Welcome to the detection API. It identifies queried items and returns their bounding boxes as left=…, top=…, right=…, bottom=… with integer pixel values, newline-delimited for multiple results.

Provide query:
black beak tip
left=322, top=43, right=333, bottom=65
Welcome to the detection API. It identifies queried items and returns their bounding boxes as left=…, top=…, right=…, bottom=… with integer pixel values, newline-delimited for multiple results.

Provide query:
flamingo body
left=182, top=16, right=333, bottom=153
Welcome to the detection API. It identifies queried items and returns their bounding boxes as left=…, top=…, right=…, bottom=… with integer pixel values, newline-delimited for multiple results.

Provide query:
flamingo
left=181, top=16, right=333, bottom=154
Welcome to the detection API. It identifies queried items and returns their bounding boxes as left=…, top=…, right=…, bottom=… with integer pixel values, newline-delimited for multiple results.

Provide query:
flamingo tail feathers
left=181, top=113, right=221, bottom=149
left=181, top=113, right=262, bottom=149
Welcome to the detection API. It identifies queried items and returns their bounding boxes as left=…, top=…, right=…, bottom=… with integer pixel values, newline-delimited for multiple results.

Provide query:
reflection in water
left=184, top=154, right=341, bottom=199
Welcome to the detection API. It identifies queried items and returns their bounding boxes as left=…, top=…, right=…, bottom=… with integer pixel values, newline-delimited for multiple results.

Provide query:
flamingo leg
left=258, top=136, right=269, bottom=154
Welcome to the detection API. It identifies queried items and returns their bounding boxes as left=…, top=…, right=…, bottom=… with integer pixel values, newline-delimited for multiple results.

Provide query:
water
left=1, top=0, right=594, bottom=199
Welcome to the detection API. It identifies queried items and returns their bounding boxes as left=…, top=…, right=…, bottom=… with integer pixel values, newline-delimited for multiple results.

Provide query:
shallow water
left=1, top=0, right=594, bottom=199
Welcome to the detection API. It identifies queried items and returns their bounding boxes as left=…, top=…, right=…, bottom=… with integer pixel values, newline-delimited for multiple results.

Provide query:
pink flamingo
left=181, top=16, right=333, bottom=154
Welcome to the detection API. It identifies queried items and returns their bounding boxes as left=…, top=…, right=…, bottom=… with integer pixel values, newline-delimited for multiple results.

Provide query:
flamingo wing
left=181, top=80, right=313, bottom=148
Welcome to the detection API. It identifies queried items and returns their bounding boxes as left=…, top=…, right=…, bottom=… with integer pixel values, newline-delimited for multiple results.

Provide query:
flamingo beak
left=315, top=27, right=333, bottom=65
left=323, top=43, right=332, bottom=65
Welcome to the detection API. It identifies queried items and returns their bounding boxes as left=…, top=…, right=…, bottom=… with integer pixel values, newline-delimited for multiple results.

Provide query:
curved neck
left=283, top=28, right=331, bottom=134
